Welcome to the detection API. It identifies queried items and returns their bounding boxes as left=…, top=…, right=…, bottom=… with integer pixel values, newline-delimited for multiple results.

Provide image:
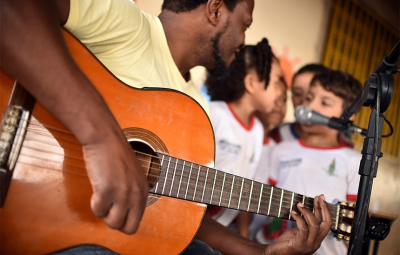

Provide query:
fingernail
left=292, top=210, right=298, bottom=215
left=321, top=194, right=326, bottom=201
left=298, top=202, right=305, bottom=207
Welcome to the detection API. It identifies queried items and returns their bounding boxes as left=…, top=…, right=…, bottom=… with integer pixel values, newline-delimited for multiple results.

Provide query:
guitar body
left=0, top=31, right=215, bottom=254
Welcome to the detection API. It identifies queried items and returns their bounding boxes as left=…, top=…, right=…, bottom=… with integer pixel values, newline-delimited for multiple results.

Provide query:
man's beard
left=210, top=33, right=228, bottom=79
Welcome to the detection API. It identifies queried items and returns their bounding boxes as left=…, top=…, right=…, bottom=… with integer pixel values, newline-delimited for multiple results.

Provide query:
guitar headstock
left=332, top=201, right=355, bottom=241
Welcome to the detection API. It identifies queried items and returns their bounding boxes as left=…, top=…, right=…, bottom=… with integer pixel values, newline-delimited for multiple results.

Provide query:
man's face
left=210, top=0, right=254, bottom=77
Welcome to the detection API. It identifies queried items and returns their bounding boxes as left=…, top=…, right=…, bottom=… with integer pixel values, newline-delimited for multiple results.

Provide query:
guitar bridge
left=0, top=83, right=35, bottom=207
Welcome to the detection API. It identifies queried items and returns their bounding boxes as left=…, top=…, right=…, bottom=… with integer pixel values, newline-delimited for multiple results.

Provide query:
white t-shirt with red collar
left=269, top=139, right=361, bottom=255
left=206, top=101, right=264, bottom=226
left=253, top=137, right=276, bottom=184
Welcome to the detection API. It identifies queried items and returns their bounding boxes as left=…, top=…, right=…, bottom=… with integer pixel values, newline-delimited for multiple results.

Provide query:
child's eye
left=305, top=96, right=312, bottom=102
left=322, top=101, right=331, bottom=107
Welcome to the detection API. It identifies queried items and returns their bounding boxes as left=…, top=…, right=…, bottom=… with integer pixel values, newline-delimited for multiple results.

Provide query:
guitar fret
left=237, top=178, right=244, bottom=210
left=162, top=157, right=171, bottom=195
left=219, top=172, right=226, bottom=206
left=177, top=160, right=185, bottom=197
left=201, top=168, right=209, bottom=202
left=193, top=165, right=201, bottom=201
left=289, top=192, right=294, bottom=220
left=267, top=186, right=273, bottom=215
left=257, top=184, right=263, bottom=214
left=278, top=189, right=284, bottom=218
left=151, top=156, right=345, bottom=230
left=185, top=163, right=193, bottom=200
left=335, top=204, right=340, bottom=230
left=169, top=159, right=178, bottom=196
left=155, top=154, right=164, bottom=193
left=210, top=170, right=217, bottom=204
left=151, top=155, right=347, bottom=232
left=247, top=181, right=253, bottom=212
left=228, top=176, right=235, bottom=208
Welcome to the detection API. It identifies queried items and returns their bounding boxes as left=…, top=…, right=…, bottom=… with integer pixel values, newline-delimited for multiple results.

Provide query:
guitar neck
left=149, top=153, right=339, bottom=226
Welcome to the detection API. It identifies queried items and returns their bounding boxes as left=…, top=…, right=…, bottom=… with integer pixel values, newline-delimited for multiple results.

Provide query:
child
left=268, top=69, right=362, bottom=254
left=255, top=72, right=288, bottom=134
left=204, top=38, right=281, bottom=227
left=253, top=57, right=287, bottom=184
left=270, top=64, right=328, bottom=142
left=235, top=55, right=287, bottom=238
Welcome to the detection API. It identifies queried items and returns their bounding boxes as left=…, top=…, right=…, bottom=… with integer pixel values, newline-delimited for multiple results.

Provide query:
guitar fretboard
left=149, top=153, right=338, bottom=227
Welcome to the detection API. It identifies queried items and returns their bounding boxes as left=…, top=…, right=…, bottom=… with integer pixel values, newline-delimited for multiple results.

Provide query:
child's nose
left=307, top=100, right=319, bottom=112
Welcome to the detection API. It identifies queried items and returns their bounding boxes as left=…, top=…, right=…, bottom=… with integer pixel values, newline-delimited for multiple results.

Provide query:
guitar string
left=18, top=129, right=342, bottom=213
left=17, top=146, right=341, bottom=216
left=15, top=121, right=353, bottom=206
left=16, top=142, right=320, bottom=210
left=11, top=162, right=341, bottom=230
left=15, top=153, right=340, bottom=218
left=14, top=160, right=340, bottom=225
left=8, top=122, right=344, bottom=217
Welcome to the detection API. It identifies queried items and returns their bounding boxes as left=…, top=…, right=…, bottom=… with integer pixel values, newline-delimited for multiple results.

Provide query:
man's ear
left=244, top=73, right=256, bottom=94
left=206, top=0, right=223, bottom=26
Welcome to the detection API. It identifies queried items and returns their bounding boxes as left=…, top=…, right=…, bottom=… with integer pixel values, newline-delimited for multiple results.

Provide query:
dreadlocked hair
left=205, top=38, right=273, bottom=102
left=162, top=0, right=243, bottom=13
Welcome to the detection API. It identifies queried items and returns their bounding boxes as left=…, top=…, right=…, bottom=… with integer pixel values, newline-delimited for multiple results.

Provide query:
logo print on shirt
left=328, top=159, right=336, bottom=176
left=219, top=139, right=241, bottom=155
left=279, top=158, right=302, bottom=169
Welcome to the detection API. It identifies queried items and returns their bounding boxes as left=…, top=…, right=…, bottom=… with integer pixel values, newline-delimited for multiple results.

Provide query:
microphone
left=295, top=106, right=367, bottom=136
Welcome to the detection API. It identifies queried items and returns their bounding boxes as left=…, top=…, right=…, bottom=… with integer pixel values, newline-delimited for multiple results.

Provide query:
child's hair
left=311, top=69, right=362, bottom=110
left=292, top=64, right=328, bottom=84
left=205, top=38, right=273, bottom=102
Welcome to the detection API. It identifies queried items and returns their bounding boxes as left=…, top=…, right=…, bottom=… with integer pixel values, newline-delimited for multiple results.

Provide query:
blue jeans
left=52, top=239, right=222, bottom=255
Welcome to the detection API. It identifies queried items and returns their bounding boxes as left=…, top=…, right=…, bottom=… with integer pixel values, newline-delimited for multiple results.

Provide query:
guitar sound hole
left=129, top=141, right=160, bottom=190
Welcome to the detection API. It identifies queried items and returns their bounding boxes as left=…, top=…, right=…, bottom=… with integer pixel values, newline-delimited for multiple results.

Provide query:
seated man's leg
left=52, top=245, right=120, bottom=255
left=52, top=239, right=220, bottom=255
left=182, top=239, right=222, bottom=255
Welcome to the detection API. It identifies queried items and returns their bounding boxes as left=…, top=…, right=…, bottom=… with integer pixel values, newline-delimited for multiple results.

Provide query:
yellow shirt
left=65, top=0, right=209, bottom=113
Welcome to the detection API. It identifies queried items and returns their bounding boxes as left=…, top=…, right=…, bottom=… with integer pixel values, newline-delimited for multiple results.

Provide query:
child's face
left=300, top=82, right=344, bottom=134
left=267, top=80, right=287, bottom=126
left=252, top=59, right=282, bottom=114
left=291, top=71, right=315, bottom=108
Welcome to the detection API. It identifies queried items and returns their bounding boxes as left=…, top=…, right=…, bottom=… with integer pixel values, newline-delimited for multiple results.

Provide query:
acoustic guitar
left=0, top=30, right=355, bottom=254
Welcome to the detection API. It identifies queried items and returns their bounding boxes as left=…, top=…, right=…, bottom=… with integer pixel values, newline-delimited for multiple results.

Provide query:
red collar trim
left=299, top=138, right=345, bottom=150
left=263, top=137, right=270, bottom=145
left=227, top=103, right=255, bottom=131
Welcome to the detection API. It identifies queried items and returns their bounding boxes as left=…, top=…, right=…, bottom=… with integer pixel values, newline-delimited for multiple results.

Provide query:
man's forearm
left=196, top=215, right=266, bottom=255
left=1, top=0, right=120, bottom=144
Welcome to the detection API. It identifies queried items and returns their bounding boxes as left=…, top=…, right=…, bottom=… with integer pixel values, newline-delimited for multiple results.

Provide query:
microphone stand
left=346, top=41, right=399, bottom=255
